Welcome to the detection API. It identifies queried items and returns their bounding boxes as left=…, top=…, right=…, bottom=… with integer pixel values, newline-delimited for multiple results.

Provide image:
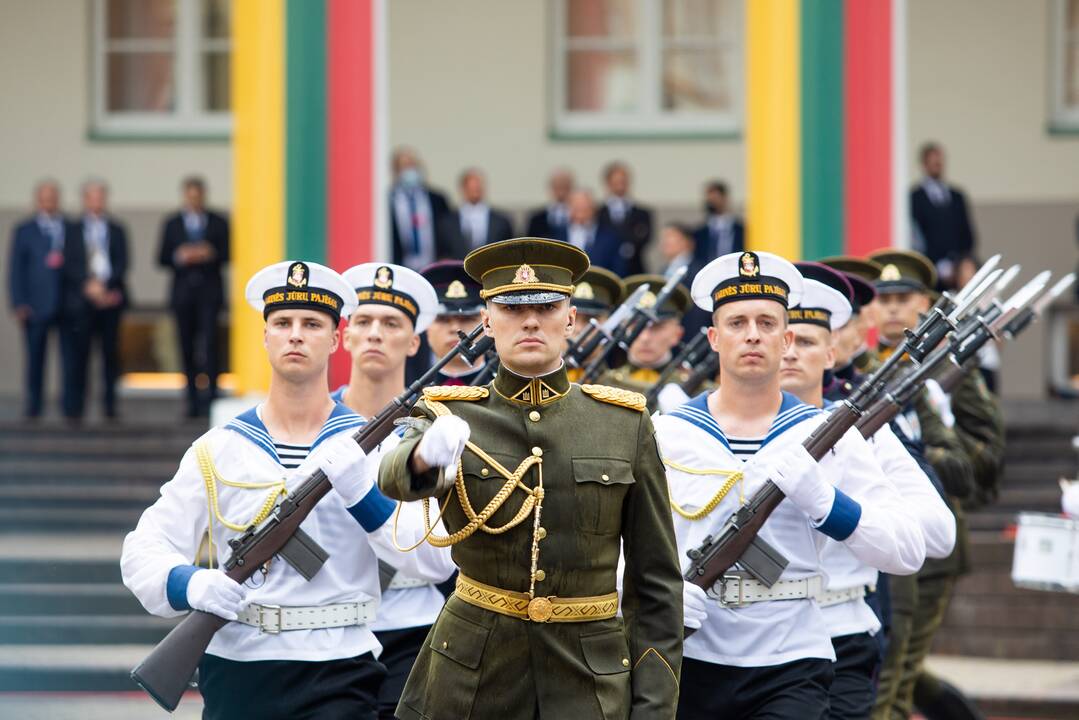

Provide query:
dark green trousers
left=891, top=574, right=956, bottom=719
left=871, top=574, right=916, bottom=720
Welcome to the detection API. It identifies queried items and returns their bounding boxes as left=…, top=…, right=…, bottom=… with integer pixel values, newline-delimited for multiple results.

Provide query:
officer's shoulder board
left=422, top=385, right=489, bottom=402
left=580, top=384, right=646, bottom=412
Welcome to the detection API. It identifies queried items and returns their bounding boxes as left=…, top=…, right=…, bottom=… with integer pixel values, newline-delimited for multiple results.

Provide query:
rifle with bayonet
left=579, top=265, right=688, bottom=383
left=680, top=257, right=1010, bottom=616
left=131, top=324, right=494, bottom=712
left=645, top=328, right=712, bottom=406
left=564, top=284, right=649, bottom=370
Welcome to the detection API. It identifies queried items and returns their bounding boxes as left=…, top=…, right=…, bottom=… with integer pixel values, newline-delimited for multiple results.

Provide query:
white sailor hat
left=245, top=260, right=356, bottom=322
left=341, top=262, right=439, bottom=333
left=789, top=279, right=852, bottom=330
left=690, top=250, right=804, bottom=312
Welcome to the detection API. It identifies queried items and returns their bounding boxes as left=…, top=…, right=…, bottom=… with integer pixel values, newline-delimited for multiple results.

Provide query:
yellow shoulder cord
left=194, top=441, right=289, bottom=568
left=391, top=400, right=544, bottom=551
left=663, top=457, right=745, bottom=521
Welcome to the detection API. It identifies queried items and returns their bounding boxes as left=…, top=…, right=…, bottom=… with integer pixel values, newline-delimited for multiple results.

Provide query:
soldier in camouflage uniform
left=378, top=238, right=683, bottom=720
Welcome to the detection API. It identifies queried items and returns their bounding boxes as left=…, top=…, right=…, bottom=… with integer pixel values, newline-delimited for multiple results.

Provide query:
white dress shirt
left=458, top=202, right=490, bottom=250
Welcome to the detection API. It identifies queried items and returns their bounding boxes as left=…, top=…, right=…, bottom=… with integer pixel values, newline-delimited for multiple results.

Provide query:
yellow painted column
left=231, top=0, right=284, bottom=394
left=745, top=0, right=801, bottom=259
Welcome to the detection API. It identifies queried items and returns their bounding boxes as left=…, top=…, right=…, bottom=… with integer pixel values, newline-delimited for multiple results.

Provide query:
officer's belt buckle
left=257, top=604, right=282, bottom=634
left=717, top=573, right=749, bottom=608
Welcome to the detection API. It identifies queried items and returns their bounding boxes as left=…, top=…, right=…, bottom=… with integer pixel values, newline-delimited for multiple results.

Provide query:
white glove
left=313, top=433, right=372, bottom=507
left=747, top=443, right=834, bottom=523
left=657, top=383, right=691, bottom=414
left=416, top=416, right=471, bottom=475
left=186, top=569, right=248, bottom=621
left=683, top=581, right=709, bottom=630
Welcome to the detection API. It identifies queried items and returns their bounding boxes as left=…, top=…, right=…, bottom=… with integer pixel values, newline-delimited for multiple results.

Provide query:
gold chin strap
left=195, top=440, right=289, bottom=569
left=392, top=399, right=548, bottom=598
left=663, top=457, right=744, bottom=521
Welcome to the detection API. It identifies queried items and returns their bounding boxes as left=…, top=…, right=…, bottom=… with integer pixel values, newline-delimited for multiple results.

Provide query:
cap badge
left=638, top=290, right=657, bottom=309
left=573, top=282, right=594, bottom=300
left=374, top=265, right=394, bottom=289
left=739, top=251, right=760, bottom=278
left=513, top=264, right=538, bottom=284
left=880, top=264, right=902, bottom=281
left=446, top=279, right=468, bottom=299
left=286, top=262, right=309, bottom=288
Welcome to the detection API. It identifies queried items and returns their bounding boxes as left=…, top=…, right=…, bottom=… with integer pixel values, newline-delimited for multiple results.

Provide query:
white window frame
left=1050, top=0, right=1079, bottom=131
left=550, top=0, right=742, bottom=138
left=90, top=0, right=231, bottom=138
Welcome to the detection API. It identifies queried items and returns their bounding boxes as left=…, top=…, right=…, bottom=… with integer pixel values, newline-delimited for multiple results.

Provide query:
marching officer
left=378, top=238, right=684, bottom=720
left=121, top=261, right=451, bottom=719
left=331, top=262, right=457, bottom=719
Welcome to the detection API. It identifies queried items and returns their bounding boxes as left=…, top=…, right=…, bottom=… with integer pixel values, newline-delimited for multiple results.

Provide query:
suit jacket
left=693, top=216, right=744, bottom=262
left=63, top=217, right=130, bottom=317
left=571, top=224, right=626, bottom=277
left=910, top=184, right=976, bottom=264
left=598, top=201, right=653, bottom=275
left=7, top=216, right=65, bottom=321
left=439, top=206, right=515, bottom=259
left=157, top=210, right=229, bottom=308
left=390, top=185, right=453, bottom=265
left=525, top=206, right=568, bottom=242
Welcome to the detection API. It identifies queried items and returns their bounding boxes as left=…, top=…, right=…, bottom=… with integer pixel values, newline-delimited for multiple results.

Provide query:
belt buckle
left=258, top=604, right=282, bottom=634
left=718, top=573, right=748, bottom=608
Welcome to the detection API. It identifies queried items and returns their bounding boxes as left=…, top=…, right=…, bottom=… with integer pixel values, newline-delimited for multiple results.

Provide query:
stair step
left=0, top=459, right=178, bottom=481
left=0, top=507, right=142, bottom=531
left=0, top=583, right=144, bottom=615
left=0, top=557, right=122, bottom=585
left=0, top=485, right=161, bottom=504
left=0, top=614, right=177, bottom=645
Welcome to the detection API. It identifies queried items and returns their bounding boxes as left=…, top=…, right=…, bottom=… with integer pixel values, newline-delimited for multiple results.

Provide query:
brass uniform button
left=622, top=658, right=630, bottom=667
left=601, top=473, right=609, bottom=481
left=529, top=410, right=541, bottom=422
left=534, top=569, right=546, bottom=582
left=536, top=527, right=547, bottom=540
left=532, top=446, right=543, bottom=457
left=442, top=641, right=449, bottom=650
left=481, top=468, right=489, bottom=477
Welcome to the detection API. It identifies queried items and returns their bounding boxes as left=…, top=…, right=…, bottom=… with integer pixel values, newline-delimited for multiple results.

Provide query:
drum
left=1012, top=512, right=1079, bottom=593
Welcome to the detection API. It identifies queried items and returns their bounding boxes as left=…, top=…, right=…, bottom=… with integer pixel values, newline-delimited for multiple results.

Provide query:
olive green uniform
left=378, top=365, right=683, bottom=720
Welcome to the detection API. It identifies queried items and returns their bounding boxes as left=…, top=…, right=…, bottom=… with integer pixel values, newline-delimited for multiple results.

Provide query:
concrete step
left=0, top=485, right=161, bottom=506
left=0, top=615, right=176, bottom=645
left=0, top=584, right=144, bottom=616
left=0, top=459, right=178, bottom=482
left=0, top=435, right=194, bottom=458
left=0, top=644, right=182, bottom=695
left=0, top=507, right=143, bottom=531
left=926, top=655, right=1079, bottom=719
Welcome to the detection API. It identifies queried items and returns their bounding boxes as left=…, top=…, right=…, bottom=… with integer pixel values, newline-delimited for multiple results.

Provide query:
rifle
left=645, top=329, right=711, bottom=406
left=131, top=324, right=493, bottom=712
left=564, top=285, right=649, bottom=369
left=678, top=353, right=720, bottom=398
left=680, top=265, right=1006, bottom=607
left=580, top=266, right=688, bottom=383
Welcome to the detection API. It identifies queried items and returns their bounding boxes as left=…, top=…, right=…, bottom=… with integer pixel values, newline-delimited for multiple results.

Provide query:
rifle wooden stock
left=132, top=324, right=489, bottom=712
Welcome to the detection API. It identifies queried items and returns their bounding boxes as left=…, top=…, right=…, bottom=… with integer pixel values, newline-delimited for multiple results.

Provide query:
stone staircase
left=0, top=410, right=203, bottom=692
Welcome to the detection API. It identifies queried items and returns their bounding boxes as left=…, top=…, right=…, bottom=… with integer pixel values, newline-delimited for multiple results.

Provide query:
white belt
left=387, top=575, right=432, bottom=591
left=236, top=600, right=378, bottom=634
left=707, top=573, right=825, bottom=608
left=817, top=583, right=876, bottom=608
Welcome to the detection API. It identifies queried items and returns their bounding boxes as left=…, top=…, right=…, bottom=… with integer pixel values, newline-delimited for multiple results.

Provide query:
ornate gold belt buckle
left=526, top=596, right=554, bottom=622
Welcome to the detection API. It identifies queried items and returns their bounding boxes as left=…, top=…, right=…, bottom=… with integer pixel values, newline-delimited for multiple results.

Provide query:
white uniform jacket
left=121, top=402, right=454, bottom=663
left=655, top=391, right=925, bottom=668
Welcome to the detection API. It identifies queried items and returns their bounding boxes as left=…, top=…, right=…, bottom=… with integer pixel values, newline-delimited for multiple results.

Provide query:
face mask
left=399, top=167, right=423, bottom=188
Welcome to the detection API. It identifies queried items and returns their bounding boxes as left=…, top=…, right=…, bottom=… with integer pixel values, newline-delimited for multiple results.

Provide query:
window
left=1050, top=0, right=1079, bottom=131
left=92, top=0, right=230, bottom=137
left=551, top=0, right=742, bottom=137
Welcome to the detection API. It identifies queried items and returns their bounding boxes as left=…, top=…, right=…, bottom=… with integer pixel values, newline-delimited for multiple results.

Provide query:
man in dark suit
left=7, top=179, right=67, bottom=419
left=597, top=161, right=653, bottom=275
left=157, top=176, right=229, bottom=418
left=389, top=147, right=453, bottom=270
left=910, top=142, right=977, bottom=290
left=566, top=189, right=625, bottom=276
left=438, top=167, right=514, bottom=258
left=525, top=168, right=574, bottom=241
left=62, top=179, right=129, bottom=421
left=693, top=180, right=744, bottom=262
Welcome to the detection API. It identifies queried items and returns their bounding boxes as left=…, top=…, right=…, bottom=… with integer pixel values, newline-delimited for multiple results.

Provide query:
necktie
left=406, top=191, right=422, bottom=256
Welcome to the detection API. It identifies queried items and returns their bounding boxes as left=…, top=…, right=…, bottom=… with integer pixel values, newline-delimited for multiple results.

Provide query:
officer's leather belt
left=454, top=574, right=618, bottom=623
left=236, top=600, right=378, bottom=634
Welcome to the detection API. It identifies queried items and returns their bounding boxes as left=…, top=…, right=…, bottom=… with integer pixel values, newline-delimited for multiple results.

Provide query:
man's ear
left=407, top=333, right=421, bottom=358
left=564, top=305, right=577, bottom=338
left=782, top=327, right=794, bottom=350
left=330, top=325, right=341, bottom=354
left=825, top=337, right=836, bottom=370
left=481, top=307, right=493, bottom=337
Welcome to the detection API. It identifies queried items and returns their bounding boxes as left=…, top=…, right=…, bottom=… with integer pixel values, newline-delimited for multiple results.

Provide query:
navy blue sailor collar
left=225, top=401, right=366, bottom=466
left=669, top=390, right=822, bottom=454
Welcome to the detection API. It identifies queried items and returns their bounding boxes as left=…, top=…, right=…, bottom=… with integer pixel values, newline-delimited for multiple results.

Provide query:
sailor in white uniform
left=653, top=251, right=926, bottom=720
left=780, top=262, right=956, bottom=719
left=121, top=261, right=451, bottom=720
left=331, top=262, right=456, bottom=720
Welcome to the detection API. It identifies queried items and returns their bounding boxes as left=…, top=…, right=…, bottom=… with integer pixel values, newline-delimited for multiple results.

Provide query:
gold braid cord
left=663, top=456, right=744, bottom=521
left=194, top=440, right=288, bottom=568
left=392, top=400, right=544, bottom=554
left=580, top=384, right=647, bottom=412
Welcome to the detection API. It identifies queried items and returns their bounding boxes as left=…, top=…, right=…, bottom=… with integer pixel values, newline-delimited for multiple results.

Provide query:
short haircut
left=81, top=177, right=108, bottom=195
left=705, top=180, right=729, bottom=196
left=182, top=176, right=206, bottom=193
left=34, top=178, right=60, bottom=195
left=602, top=160, right=629, bottom=181
left=458, top=166, right=484, bottom=186
left=919, top=141, right=942, bottom=163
